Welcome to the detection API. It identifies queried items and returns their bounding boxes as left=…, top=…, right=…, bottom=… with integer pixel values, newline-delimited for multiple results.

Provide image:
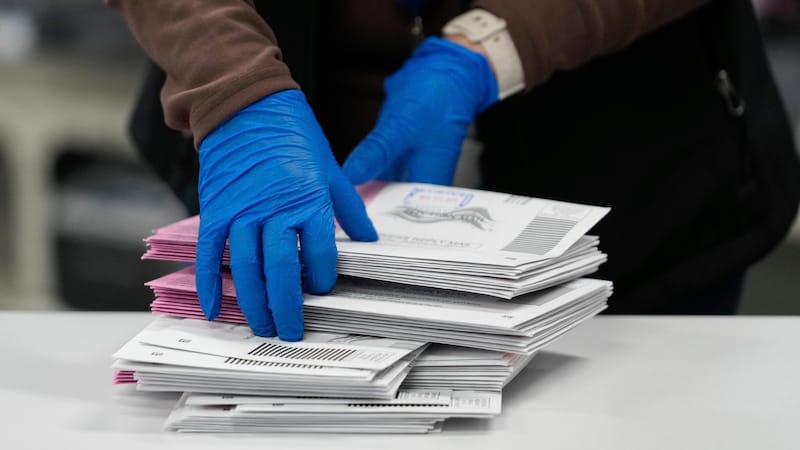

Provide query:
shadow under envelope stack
left=112, top=181, right=612, bottom=433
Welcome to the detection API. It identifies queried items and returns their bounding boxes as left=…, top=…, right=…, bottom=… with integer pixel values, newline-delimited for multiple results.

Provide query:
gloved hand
left=343, top=36, right=498, bottom=185
left=196, top=89, right=378, bottom=341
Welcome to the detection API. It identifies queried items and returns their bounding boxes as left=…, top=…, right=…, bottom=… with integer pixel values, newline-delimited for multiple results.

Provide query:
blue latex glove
left=196, top=89, right=378, bottom=341
left=343, top=37, right=498, bottom=185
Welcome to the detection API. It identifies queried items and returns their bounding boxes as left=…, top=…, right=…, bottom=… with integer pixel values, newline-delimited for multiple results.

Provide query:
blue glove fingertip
left=300, top=212, right=339, bottom=295
left=263, top=224, right=306, bottom=343
left=352, top=221, right=379, bottom=242
left=328, top=170, right=380, bottom=242
left=339, top=213, right=378, bottom=242
left=277, top=328, right=304, bottom=342
left=196, top=273, right=222, bottom=321
left=302, top=264, right=338, bottom=295
left=252, top=324, right=277, bottom=338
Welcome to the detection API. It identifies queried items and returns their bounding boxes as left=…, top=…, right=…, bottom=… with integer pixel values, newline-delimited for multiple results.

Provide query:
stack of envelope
left=143, top=182, right=610, bottom=298
left=400, top=345, right=535, bottom=391
left=165, top=390, right=501, bottom=434
left=112, top=317, right=506, bottom=432
left=117, top=182, right=614, bottom=433
left=113, top=316, right=426, bottom=399
left=146, top=267, right=611, bottom=354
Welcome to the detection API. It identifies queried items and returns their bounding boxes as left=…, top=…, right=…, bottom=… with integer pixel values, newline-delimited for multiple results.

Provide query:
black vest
left=477, top=0, right=800, bottom=312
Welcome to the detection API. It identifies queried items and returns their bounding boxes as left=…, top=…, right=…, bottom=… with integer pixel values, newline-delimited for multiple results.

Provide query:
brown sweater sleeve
left=107, top=0, right=299, bottom=146
left=472, top=0, right=710, bottom=88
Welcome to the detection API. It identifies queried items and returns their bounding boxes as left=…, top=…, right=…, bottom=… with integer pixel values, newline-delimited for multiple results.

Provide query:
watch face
left=444, top=10, right=506, bottom=42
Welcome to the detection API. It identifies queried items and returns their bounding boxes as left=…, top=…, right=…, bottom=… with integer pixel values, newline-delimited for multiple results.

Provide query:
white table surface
left=0, top=312, right=797, bottom=449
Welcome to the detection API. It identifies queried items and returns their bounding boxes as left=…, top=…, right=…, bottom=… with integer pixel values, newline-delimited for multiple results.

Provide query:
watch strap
left=443, top=9, right=525, bottom=99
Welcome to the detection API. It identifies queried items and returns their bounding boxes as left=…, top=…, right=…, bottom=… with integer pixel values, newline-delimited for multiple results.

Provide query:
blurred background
left=0, top=0, right=798, bottom=314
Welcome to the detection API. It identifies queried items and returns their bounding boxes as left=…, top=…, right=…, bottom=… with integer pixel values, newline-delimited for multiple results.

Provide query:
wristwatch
left=443, top=9, right=525, bottom=99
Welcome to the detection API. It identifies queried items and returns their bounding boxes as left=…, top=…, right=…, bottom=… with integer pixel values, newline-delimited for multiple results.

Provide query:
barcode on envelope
left=502, top=216, right=578, bottom=255
left=345, top=403, right=447, bottom=408
left=247, top=343, right=358, bottom=362
left=224, top=357, right=326, bottom=370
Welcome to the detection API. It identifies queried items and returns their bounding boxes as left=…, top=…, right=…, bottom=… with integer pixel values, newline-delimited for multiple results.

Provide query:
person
left=109, top=0, right=800, bottom=340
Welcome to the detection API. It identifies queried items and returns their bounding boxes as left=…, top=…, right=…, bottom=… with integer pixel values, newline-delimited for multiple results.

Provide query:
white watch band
left=443, top=9, right=525, bottom=99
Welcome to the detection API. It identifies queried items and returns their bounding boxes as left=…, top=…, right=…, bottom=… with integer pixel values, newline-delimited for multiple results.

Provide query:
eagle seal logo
left=390, top=206, right=495, bottom=230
